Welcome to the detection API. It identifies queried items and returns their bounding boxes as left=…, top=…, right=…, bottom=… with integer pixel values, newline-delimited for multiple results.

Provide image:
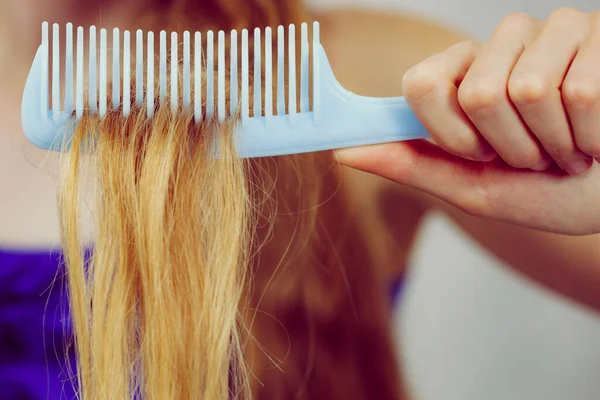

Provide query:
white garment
left=402, top=213, right=600, bottom=400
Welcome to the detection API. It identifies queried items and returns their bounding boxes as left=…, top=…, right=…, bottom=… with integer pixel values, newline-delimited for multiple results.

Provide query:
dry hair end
left=59, top=105, right=253, bottom=399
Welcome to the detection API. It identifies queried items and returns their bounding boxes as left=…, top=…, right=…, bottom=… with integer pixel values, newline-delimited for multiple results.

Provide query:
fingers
left=509, top=8, right=593, bottom=175
left=458, top=13, right=552, bottom=170
left=405, top=9, right=599, bottom=176
left=334, top=142, right=600, bottom=235
left=402, top=41, right=498, bottom=161
left=563, top=13, right=600, bottom=163
left=334, top=142, right=492, bottom=215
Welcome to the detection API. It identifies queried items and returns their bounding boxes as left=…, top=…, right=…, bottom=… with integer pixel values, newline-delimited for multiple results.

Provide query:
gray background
left=305, top=1, right=600, bottom=399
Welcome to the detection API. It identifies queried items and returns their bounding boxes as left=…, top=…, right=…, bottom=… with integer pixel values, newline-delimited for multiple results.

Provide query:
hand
left=335, top=8, right=600, bottom=235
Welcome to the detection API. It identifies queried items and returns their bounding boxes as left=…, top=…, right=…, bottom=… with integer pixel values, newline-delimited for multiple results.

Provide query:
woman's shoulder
left=317, top=8, right=467, bottom=42
left=316, top=8, right=468, bottom=97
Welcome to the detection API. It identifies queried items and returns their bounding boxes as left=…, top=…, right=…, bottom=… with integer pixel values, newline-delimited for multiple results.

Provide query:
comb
left=21, top=22, right=429, bottom=158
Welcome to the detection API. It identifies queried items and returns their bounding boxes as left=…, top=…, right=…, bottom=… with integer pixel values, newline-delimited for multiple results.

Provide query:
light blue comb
left=21, top=21, right=429, bottom=157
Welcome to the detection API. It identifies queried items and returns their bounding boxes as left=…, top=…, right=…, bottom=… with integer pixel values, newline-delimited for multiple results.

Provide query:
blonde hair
left=57, top=1, right=405, bottom=399
left=60, top=105, right=253, bottom=398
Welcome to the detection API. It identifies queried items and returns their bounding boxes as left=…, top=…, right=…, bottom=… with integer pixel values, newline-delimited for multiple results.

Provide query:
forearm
left=441, top=204, right=600, bottom=312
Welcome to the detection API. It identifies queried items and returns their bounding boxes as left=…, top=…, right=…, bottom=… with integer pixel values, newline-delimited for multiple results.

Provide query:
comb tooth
left=112, top=28, right=120, bottom=109
left=265, top=27, right=273, bottom=119
left=230, top=29, right=238, bottom=115
left=313, top=22, right=320, bottom=123
left=147, top=31, right=154, bottom=118
left=217, top=30, right=225, bottom=122
left=159, top=31, right=167, bottom=105
left=64, top=23, right=73, bottom=112
left=41, top=22, right=49, bottom=119
left=194, top=31, right=202, bottom=123
left=183, top=31, right=191, bottom=109
left=276, top=25, right=285, bottom=115
left=171, top=32, right=178, bottom=115
left=123, top=31, right=131, bottom=117
left=300, top=22, right=309, bottom=113
left=206, top=30, right=214, bottom=120
left=89, top=26, right=97, bottom=111
left=76, top=27, right=84, bottom=119
left=136, top=30, right=144, bottom=107
left=241, top=29, right=249, bottom=121
left=52, top=23, right=60, bottom=117
left=253, top=27, right=262, bottom=118
left=40, top=22, right=50, bottom=119
left=288, top=24, right=297, bottom=122
left=99, top=28, right=107, bottom=117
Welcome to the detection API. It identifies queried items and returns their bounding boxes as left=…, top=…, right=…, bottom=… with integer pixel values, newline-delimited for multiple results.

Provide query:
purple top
left=0, top=247, right=403, bottom=400
left=0, top=248, right=76, bottom=399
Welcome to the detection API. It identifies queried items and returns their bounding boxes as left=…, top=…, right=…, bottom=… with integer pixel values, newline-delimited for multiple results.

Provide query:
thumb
left=334, top=140, right=600, bottom=234
left=334, top=140, right=492, bottom=214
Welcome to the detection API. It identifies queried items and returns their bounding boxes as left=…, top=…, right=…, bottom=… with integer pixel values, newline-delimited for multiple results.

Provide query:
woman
left=1, top=0, right=600, bottom=399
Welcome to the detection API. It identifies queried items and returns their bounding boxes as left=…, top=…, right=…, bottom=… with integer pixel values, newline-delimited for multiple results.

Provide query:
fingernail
left=531, top=158, right=553, bottom=171
left=566, top=158, right=592, bottom=176
left=477, top=146, right=497, bottom=162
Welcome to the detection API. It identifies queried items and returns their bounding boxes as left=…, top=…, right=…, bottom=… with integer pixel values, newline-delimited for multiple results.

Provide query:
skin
left=1, top=3, right=600, bottom=310
left=330, top=8, right=600, bottom=310
left=0, top=1, right=142, bottom=247
left=337, top=8, right=600, bottom=235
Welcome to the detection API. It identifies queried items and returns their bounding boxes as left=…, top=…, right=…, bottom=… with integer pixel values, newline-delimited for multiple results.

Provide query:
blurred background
left=5, top=0, right=600, bottom=399
left=305, top=0, right=600, bottom=400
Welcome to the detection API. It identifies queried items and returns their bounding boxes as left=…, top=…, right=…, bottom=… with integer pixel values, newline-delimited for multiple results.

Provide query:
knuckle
left=452, top=175, right=491, bottom=217
left=458, top=80, right=505, bottom=114
left=386, top=145, right=420, bottom=184
left=450, top=40, right=479, bottom=54
left=508, top=74, right=552, bottom=105
left=549, top=6, right=582, bottom=20
left=455, top=192, right=489, bottom=217
left=402, top=64, right=443, bottom=103
left=562, top=77, right=600, bottom=109
left=501, top=12, right=535, bottom=29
